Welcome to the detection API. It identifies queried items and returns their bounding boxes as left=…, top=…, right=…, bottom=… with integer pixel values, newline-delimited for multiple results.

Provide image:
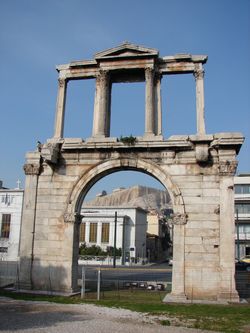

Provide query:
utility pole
left=122, top=216, right=126, bottom=266
left=236, top=209, right=240, bottom=260
left=113, top=211, right=117, bottom=268
left=81, top=266, right=85, bottom=299
left=97, top=267, right=101, bottom=301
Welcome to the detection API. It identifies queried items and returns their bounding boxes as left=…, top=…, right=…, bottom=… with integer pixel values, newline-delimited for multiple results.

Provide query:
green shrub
left=119, top=135, right=137, bottom=145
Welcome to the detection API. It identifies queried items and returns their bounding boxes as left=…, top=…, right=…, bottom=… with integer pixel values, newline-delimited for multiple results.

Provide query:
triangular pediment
left=95, top=42, right=159, bottom=60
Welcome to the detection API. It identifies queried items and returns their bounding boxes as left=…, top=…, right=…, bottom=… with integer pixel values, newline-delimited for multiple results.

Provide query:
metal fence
left=0, top=261, right=249, bottom=301
left=78, top=266, right=171, bottom=301
left=0, top=261, right=18, bottom=287
left=235, top=271, right=250, bottom=299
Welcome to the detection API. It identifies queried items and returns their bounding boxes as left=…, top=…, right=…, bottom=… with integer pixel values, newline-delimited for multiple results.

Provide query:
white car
left=168, top=258, right=173, bottom=266
left=241, top=255, right=250, bottom=263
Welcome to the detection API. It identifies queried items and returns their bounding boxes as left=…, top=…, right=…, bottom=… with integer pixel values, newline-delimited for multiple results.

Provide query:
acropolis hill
left=83, top=185, right=171, bottom=212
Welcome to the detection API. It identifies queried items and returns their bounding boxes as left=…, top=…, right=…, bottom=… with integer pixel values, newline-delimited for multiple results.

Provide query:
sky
left=0, top=0, right=249, bottom=198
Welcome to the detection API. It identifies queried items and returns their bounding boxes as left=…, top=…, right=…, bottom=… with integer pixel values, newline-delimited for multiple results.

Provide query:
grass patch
left=1, top=289, right=249, bottom=333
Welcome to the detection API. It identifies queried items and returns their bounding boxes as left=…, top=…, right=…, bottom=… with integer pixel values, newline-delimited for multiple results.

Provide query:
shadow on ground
left=0, top=300, right=90, bottom=331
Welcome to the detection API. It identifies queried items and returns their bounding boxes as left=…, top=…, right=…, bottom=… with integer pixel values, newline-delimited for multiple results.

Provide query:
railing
left=78, top=255, right=148, bottom=266
left=78, top=255, right=123, bottom=266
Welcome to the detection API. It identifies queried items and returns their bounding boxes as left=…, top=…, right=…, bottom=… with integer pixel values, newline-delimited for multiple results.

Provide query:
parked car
left=235, top=260, right=250, bottom=271
left=241, top=255, right=250, bottom=263
left=147, top=284, right=155, bottom=290
left=138, top=282, right=147, bottom=289
left=168, top=257, right=173, bottom=266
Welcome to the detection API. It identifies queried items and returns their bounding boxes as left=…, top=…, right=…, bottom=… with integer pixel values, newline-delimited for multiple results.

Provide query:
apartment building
left=234, top=174, right=250, bottom=259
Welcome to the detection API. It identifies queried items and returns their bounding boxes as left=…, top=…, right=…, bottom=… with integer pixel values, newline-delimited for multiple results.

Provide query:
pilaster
left=218, top=166, right=239, bottom=302
left=154, top=72, right=162, bottom=136
left=92, top=70, right=110, bottom=138
left=144, top=67, right=155, bottom=137
left=54, top=78, right=67, bottom=138
left=194, top=65, right=206, bottom=135
left=163, top=213, right=188, bottom=303
left=19, top=153, right=42, bottom=289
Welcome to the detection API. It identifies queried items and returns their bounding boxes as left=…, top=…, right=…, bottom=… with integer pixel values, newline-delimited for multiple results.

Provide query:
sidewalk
left=0, top=296, right=218, bottom=333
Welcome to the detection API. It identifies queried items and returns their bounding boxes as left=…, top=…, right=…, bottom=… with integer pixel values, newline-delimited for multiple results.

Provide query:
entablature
left=56, top=132, right=244, bottom=154
left=56, top=42, right=207, bottom=80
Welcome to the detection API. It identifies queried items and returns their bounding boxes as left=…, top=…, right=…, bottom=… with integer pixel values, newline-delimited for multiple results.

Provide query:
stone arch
left=63, top=156, right=188, bottom=301
left=63, top=157, right=186, bottom=220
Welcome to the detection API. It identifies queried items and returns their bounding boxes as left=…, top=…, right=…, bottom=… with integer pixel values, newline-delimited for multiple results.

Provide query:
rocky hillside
left=83, top=185, right=172, bottom=211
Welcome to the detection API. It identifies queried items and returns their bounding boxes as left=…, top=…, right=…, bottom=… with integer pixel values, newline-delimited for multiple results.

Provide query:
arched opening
left=64, top=158, right=186, bottom=299
left=80, top=170, right=173, bottom=266
left=67, top=159, right=184, bottom=214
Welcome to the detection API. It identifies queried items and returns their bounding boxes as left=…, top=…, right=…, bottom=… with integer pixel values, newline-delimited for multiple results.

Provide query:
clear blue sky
left=0, top=0, right=249, bottom=197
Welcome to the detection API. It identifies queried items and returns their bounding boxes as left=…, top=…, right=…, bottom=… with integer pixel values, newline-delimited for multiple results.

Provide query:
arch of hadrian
left=19, top=42, right=244, bottom=303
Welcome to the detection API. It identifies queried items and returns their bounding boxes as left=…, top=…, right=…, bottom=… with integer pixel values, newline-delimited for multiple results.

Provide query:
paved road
left=78, top=263, right=172, bottom=284
left=0, top=297, right=215, bottom=333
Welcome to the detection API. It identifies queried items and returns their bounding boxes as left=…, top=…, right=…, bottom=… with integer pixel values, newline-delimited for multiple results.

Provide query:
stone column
left=105, top=81, right=112, bottom=137
left=194, top=66, right=206, bottom=135
left=163, top=213, right=187, bottom=302
left=53, top=78, right=67, bottom=139
left=218, top=163, right=239, bottom=302
left=18, top=155, right=41, bottom=290
left=92, top=70, right=110, bottom=138
left=154, top=73, right=162, bottom=136
left=145, top=67, right=155, bottom=136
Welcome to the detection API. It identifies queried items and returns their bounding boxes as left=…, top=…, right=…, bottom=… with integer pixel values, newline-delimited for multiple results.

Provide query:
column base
left=217, top=291, right=240, bottom=303
left=163, top=292, right=188, bottom=303
left=163, top=292, right=240, bottom=304
left=142, top=134, right=164, bottom=141
left=86, top=136, right=117, bottom=143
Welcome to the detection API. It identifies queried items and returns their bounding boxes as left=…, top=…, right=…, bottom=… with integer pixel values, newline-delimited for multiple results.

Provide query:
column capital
left=219, top=160, right=238, bottom=176
left=145, top=66, right=154, bottom=78
left=23, top=163, right=41, bottom=175
left=96, top=70, right=109, bottom=84
left=194, top=68, right=205, bottom=80
left=64, top=213, right=83, bottom=224
left=168, top=213, right=188, bottom=225
left=154, top=71, right=162, bottom=83
left=58, top=78, right=66, bottom=87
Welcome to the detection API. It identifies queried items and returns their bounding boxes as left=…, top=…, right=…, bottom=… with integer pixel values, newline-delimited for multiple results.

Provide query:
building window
left=1, top=194, right=13, bottom=206
left=235, top=184, right=250, bottom=194
left=0, top=247, right=8, bottom=253
left=1, top=214, right=11, bottom=238
left=235, top=203, right=250, bottom=214
left=89, top=223, right=97, bottom=242
left=236, top=224, right=250, bottom=234
left=79, top=223, right=86, bottom=242
left=101, top=223, right=110, bottom=243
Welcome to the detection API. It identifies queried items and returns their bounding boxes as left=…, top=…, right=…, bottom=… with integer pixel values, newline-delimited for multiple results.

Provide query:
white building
left=0, top=181, right=24, bottom=261
left=234, top=174, right=250, bottom=259
left=80, top=207, right=147, bottom=264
